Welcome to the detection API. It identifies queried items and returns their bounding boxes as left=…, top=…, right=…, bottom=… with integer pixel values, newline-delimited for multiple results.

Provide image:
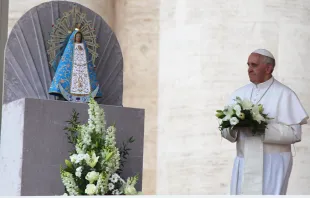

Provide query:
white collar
left=252, top=76, right=274, bottom=89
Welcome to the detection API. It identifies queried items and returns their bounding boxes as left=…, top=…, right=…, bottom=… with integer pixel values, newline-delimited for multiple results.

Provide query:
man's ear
left=266, top=64, right=273, bottom=74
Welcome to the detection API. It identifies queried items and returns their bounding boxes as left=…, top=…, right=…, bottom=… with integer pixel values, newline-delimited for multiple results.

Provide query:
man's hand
left=221, top=128, right=238, bottom=143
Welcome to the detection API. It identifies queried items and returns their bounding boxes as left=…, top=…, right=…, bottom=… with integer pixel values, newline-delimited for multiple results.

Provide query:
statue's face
left=75, top=33, right=82, bottom=43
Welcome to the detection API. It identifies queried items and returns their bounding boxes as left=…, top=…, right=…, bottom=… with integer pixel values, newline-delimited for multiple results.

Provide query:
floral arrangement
left=215, top=97, right=272, bottom=135
left=60, top=98, right=141, bottom=195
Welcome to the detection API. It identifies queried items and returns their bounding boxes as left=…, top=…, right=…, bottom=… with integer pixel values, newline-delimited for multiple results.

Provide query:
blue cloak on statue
left=49, top=29, right=102, bottom=102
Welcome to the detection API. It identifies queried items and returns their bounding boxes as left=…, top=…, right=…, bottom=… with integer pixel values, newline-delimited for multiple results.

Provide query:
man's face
left=247, top=53, right=272, bottom=84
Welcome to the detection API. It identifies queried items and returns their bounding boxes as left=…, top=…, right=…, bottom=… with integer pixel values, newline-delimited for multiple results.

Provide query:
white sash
left=241, top=136, right=263, bottom=194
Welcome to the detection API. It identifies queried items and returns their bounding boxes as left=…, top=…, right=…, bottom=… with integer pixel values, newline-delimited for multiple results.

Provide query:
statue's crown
left=75, top=23, right=82, bottom=31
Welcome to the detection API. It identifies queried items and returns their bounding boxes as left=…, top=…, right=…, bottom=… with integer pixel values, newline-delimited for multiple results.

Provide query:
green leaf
left=105, top=152, right=113, bottom=161
left=129, top=136, right=135, bottom=143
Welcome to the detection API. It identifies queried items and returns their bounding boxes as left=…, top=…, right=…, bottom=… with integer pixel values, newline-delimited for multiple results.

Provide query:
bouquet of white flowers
left=215, top=97, right=272, bottom=135
left=60, top=98, right=141, bottom=196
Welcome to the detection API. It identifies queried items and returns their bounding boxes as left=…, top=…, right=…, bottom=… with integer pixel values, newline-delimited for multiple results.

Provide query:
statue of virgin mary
left=49, top=25, right=102, bottom=103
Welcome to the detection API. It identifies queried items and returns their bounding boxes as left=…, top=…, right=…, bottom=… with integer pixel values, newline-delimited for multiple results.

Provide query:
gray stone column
left=0, top=0, right=9, bottom=130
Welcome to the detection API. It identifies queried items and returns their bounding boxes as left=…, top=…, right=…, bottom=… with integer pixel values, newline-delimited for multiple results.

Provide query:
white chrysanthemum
left=110, top=173, right=120, bottom=183
left=85, top=184, right=97, bottom=195
left=108, top=183, right=115, bottom=190
left=86, top=171, right=100, bottom=184
left=229, top=117, right=239, bottom=126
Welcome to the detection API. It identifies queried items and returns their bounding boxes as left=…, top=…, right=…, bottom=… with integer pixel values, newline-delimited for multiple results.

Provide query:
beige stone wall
left=114, top=0, right=159, bottom=194
left=157, top=0, right=310, bottom=195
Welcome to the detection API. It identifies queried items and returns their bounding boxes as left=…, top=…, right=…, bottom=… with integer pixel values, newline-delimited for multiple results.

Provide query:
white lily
left=85, top=151, right=99, bottom=168
left=241, top=98, right=253, bottom=110
left=222, top=106, right=234, bottom=121
left=251, top=105, right=265, bottom=124
left=233, top=104, right=242, bottom=115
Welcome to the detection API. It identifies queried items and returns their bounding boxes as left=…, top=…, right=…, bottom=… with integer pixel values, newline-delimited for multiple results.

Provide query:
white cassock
left=222, top=76, right=309, bottom=195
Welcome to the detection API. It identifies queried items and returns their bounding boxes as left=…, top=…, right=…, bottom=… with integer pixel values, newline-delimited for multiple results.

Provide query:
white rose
left=229, top=117, right=239, bottom=126
left=85, top=184, right=97, bottom=195
left=86, top=171, right=100, bottom=184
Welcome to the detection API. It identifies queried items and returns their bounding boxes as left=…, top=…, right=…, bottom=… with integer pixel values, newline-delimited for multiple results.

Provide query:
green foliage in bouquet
left=216, top=97, right=273, bottom=135
left=60, top=98, right=141, bottom=196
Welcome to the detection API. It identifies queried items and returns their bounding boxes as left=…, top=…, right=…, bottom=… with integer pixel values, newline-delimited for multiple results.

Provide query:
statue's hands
left=93, top=65, right=97, bottom=70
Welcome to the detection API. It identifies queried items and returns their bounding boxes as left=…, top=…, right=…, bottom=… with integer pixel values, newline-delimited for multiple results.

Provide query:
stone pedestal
left=0, top=98, right=145, bottom=196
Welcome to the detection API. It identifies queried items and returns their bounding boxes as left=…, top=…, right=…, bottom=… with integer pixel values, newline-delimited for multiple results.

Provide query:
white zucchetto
left=252, top=49, right=275, bottom=59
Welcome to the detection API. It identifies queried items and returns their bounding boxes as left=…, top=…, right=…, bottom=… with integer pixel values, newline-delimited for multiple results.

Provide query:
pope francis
left=221, top=49, right=309, bottom=195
